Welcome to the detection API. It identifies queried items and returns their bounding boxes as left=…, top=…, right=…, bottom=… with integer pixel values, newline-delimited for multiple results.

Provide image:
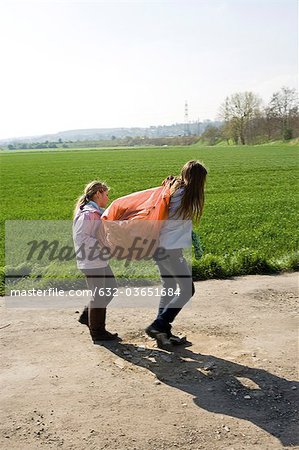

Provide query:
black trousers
left=81, top=265, right=117, bottom=308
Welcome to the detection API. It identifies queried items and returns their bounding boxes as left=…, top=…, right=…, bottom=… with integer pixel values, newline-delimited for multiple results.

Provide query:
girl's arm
left=161, top=175, right=175, bottom=186
left=73, top=211, right=102, bottom=249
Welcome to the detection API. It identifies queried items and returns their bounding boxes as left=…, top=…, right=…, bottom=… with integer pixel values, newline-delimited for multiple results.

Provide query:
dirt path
left=0, top=273, right=298, bottom=450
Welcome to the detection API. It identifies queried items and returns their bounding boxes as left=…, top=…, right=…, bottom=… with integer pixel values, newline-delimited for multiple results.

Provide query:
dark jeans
left=152, top=249, right=195, bottom=331
left=81, top=265, right=117, bottom=308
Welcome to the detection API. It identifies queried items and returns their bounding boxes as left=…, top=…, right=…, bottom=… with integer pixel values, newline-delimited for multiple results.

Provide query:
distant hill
left=0, top=120, right=221, bottom=144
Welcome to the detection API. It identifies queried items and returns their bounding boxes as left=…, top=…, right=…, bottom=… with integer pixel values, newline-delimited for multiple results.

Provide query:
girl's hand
left=162, top=175, right=175, bottom=186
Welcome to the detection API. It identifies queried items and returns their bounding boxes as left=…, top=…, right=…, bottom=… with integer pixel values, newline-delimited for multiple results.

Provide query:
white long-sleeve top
left=73, top=202, right=108, bottom=269
left=159, top=188, right=192, bottom=249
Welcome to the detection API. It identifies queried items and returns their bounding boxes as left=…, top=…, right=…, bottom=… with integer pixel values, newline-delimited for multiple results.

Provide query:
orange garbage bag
left=101, top=186, right=171, bottom=260
left=102, top=185, right=171, bottom=221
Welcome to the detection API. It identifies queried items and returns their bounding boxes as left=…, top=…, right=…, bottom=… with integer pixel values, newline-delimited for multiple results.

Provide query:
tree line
left=3, top=86, right=298, bottom=150
left=6, top=138, right=70, bottom=150
left=201, top=86, right=298, bottom=145
left=4, top=135, right=200, bottom=151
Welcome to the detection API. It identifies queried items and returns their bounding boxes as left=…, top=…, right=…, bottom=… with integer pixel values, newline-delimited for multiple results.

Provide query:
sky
left=0, top=0, right=297, bottom=139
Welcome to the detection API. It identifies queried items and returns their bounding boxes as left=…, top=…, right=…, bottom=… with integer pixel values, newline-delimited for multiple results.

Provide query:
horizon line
left=0, top=118, right=218, bottom=142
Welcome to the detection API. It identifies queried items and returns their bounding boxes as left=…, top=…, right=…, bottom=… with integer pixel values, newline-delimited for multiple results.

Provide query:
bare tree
left=219, top=92, right=262, bottom=144
left=200, top=125, right=222, bottom=145
left=267, top=87, right=299, bottom=140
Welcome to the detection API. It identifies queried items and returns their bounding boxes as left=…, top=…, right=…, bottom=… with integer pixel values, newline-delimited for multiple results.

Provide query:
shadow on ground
left=102, top=341, right=299, bottom=447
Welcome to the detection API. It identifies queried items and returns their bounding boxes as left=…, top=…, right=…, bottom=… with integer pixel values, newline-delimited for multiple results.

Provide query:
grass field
left=0, top=142, right=298, bottom=292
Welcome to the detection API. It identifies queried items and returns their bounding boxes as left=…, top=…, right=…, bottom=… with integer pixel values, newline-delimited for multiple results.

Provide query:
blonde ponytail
left=74, top=180, right=108, bottom=216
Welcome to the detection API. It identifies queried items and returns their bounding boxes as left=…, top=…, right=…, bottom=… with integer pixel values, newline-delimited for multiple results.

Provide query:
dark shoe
left=165, top=327, right=186, bottom=345
left=78, top=307, right=88, bottom=326
left=91, top=330, right=119, bottom=343
left=169, top=333, right=185, bottom=344
left=166, top=331, right=192, bottom=347
left=169, top=333, right=192, bottom=346
left=145, top=325, right=173, bottom=351
left=155, top=321, right=187, bottom=346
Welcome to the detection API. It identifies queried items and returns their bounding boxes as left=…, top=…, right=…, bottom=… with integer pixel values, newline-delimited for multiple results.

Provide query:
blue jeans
left=152, top=249, right=195, bottom=332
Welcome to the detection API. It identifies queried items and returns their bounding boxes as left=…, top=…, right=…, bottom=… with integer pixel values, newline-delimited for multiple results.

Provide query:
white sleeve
left=73, top=213, right=100, bottom=249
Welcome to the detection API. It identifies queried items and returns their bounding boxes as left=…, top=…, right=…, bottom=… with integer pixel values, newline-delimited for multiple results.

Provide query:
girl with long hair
left=73, top=180, right=118, bottom=343
left=145, top=160, right=207, bottom=348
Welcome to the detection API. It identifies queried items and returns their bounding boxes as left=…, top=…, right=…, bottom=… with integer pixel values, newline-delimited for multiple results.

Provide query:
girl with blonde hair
left=73, top=180, right=118, bottom=343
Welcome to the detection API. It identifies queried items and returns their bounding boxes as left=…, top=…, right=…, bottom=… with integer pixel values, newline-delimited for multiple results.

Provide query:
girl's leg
left=83, top=266, right=118, bottom=342
left=154, top=262, right=177, bottom=316
left=150, top=249, right=194, bottom=332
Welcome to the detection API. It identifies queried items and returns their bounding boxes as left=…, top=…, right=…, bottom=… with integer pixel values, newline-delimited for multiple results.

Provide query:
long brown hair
left=74, top=180, right=108, bottom=216
left=171, top=160, right=207, bottom=222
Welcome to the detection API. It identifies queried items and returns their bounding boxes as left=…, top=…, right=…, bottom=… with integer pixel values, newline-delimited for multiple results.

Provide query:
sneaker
left=167, top=332, right=192, bottom=347
left=169, top=334, right=191, bottom=345
left=169, top=334, right=185, bottom=344
left=145, top=325, right=173, bottom=351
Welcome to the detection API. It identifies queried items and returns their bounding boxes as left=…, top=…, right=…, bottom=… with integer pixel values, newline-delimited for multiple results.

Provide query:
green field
left=0, top=143, right=298, bottom=291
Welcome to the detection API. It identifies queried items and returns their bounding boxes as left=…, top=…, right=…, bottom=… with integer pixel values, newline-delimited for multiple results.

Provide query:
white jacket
left=73, top=202, right=108, bottom=269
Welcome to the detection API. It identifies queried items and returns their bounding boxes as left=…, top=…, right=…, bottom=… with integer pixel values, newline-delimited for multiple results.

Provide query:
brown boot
left=78, top=306, right=88, bottom=326
left=88, top=306, right=118, bottom=342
